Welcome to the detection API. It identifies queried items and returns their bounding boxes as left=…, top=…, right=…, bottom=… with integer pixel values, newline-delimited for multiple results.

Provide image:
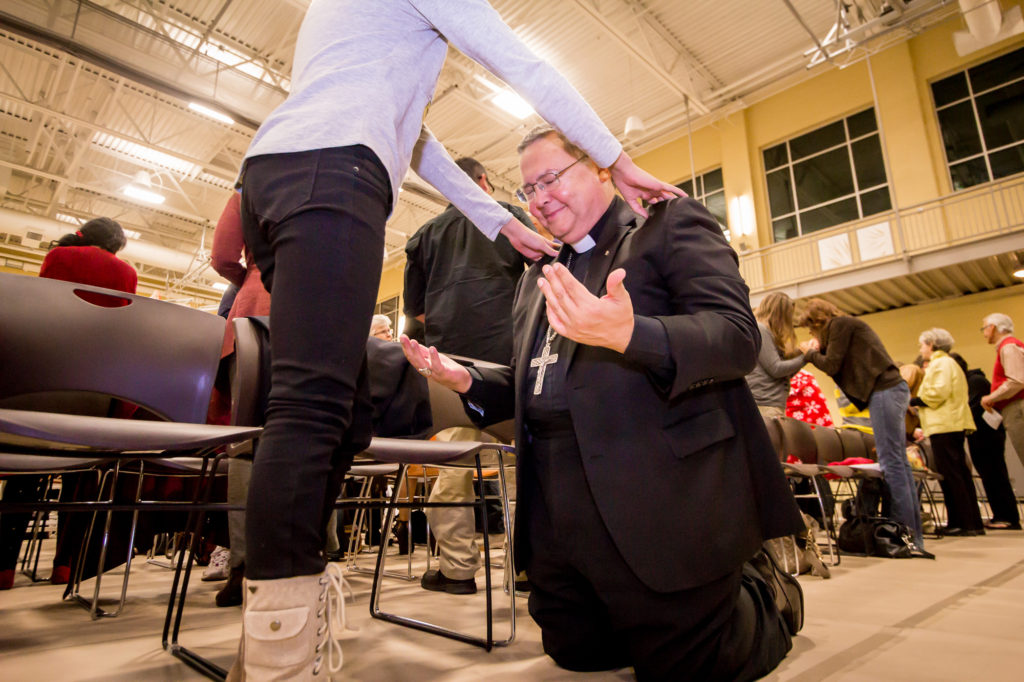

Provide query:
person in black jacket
left=402, top=126, right=803, bottom=680
left=950, top=353, right=1020, bottom=530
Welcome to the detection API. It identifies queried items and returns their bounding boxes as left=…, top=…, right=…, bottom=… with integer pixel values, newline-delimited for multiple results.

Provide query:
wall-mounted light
left=122, top=171, right=166, bottom=205
left=1013, top=268, right=1024, bottom=279
left=188, top=102, right=235, bottom=125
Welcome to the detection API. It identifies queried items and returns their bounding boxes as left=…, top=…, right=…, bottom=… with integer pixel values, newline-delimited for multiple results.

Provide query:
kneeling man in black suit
left=402, top=126, right=805, bottom=681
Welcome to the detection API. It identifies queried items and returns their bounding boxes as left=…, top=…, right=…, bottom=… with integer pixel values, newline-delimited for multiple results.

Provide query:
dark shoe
left=940, top=526, right=965, bottom=536
left=395, top=520, right=412, bottom=556
left=513, top=577, right=532, bottom=594
left=0, top=569, right=14, bottom=590
left=749, top=548, right=804, bottom=635
left=215, top=566, right=244, bottom=607
left=324, top=549, right=344, bottom=562
left=420, top=569, right=477, bottom=595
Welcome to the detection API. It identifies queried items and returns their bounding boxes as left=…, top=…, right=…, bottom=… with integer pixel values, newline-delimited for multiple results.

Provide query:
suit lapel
left=565, top=200, right=638, bottom=370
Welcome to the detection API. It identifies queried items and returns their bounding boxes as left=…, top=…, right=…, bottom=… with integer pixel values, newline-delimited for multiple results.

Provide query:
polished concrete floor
left=1, top=529, right=1022, bottom=681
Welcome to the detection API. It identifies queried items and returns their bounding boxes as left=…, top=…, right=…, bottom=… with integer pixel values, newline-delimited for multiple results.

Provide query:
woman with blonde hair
left=746, top=293, right=806, bottom=418
left=911, top=329, right=984, bottom=535
left=797, top=298, right=926, bottom=550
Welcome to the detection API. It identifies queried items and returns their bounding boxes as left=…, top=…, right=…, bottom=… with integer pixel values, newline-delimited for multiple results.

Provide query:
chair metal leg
left=162, top=452, right=229, bottom=681
left=370, top=450, right=516, bottom=651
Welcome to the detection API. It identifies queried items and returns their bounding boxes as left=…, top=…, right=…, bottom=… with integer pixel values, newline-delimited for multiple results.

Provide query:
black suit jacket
left=464, top=197, right=803, bottom=592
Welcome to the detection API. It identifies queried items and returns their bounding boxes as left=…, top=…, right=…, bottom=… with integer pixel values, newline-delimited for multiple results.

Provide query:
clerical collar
left=565, top=197, right=618, bottom=253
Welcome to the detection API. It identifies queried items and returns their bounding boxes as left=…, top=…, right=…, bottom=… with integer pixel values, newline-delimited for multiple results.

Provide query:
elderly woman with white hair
left=910, top=327, right=985, bottom=536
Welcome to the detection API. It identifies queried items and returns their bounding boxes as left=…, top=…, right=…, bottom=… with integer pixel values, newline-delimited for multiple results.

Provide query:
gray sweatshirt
left=745, top=322, right=806, bottom=409
left=244, top=0, right=623, bottom=240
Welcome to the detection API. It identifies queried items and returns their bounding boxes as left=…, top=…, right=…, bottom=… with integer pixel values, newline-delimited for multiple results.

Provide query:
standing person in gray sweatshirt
left=746, top=293, right=806, bottom=419
left=234, top=1, right=683, bottom=678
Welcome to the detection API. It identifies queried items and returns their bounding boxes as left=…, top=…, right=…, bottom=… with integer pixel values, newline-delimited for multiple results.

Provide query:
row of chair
left=0, top=273, right=517, bottom=681
left=765, top=415, right=945, bottom=561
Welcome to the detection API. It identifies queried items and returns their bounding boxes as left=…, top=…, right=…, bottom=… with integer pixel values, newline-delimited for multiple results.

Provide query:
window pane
left=976, top=80, right=1024, bottom=150
left=949, top=157, right=990, bottom=190
left=704, top=191, right=728, bottom=228
left=764, top=144, right=788, bottom=171
left=852, top=135, right=887, bottom=189
left=968, top=45, right=1024, bottom=94
left=676, top=179, right=694, bottom=196
left=772, top=216, right=798, bottom=242
left=989, top=143, right=1024, bottom=180
left=860, top=187, right=892, bottom=217
left=793, top=147, right=855, bottom=209
left=937, top=101, right=983, bottom=162
left=847, top=109, right=878, bottom=138
left=799, top=197, right=859, bottom=233
left=932, top=72, right=970, bottom=107
left=790, top=120, right=845, bottom=160
left=766, top=169, right=795, bottom=216
left=703, top=168, right=724, bottom=193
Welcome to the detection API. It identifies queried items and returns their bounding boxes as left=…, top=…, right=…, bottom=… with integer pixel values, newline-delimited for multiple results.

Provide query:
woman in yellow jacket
left=910, top=328, right=985, bottom=536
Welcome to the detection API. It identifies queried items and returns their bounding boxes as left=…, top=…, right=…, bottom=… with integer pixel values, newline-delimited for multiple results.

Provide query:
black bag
left=838, top=515, right=914, bottom=558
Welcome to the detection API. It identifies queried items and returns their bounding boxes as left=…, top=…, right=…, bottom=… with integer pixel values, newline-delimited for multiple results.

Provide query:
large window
left=763, top=108, right=891, bottom=243
left=375, top=295, right=400, bottom=334
left=932, top=46, right=1024, bottom=191
left=676, top=168, right=730, bottom=241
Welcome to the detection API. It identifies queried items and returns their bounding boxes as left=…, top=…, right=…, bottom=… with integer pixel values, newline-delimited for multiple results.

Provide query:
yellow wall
left=632, top=11, right=1024, bottom=250
left=377, top=262, right=405, bottom=307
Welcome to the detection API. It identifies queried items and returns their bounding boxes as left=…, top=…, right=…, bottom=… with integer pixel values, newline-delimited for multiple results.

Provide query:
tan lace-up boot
left=237, top=563, right=351, bottom=681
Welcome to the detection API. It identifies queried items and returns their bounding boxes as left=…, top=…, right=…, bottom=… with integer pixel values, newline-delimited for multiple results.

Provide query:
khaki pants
left=1000, top=399, right=1024, bottom=470
left=426, top=428, right=485, bottom=580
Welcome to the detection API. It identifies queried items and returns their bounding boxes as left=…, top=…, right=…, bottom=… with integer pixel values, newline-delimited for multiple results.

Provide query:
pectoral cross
left=530, top=328, right=559, bottom=395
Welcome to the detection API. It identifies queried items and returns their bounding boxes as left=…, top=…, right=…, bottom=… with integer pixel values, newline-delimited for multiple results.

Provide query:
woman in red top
left=39, top=217, right=137, bottom=299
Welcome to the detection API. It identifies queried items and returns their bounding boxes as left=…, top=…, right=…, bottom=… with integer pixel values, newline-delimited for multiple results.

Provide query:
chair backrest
left=231, top=317, right=271, bottom=428
left=777, top=417, right=818, bottom=464
left=859, top=430, right=877, bottom=460
left=837, top=427, right=868, bottom=460
left=0, top=272, right=224, bottom=423
left=761, top=415, right=783, bottom=458
left=811, top=425, right=845, bottom=464
left=229, top=317, right=514, bottom=443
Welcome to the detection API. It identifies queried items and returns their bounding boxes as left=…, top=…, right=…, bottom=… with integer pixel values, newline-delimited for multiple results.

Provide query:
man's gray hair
left=919, top=327, right=954, bottom=352
left=983, top=313, right=1014, bottom=334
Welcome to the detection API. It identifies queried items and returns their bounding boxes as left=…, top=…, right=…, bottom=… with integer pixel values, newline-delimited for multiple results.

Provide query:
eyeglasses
left=515, top=157, right=585, bottom=202
left=980, top=324, right=993, bottom=332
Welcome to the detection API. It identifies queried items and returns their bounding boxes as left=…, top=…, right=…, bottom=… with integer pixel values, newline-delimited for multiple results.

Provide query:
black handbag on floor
left=838, top=515, right=914, bottom=558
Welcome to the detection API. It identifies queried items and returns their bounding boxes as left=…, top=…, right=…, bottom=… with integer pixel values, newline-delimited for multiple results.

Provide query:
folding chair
left=0, top=272, right=260, bottom=620
left=774, top=417, right=838, bottom=563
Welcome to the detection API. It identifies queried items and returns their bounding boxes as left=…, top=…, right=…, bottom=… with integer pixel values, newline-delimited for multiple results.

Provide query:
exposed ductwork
left=953, top=0, right=1023, bottom=56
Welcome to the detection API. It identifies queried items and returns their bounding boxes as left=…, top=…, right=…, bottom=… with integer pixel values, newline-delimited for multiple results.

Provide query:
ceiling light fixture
left=188, top=102, right=235, bottom=125
left=474, top=75, right=535, bottom=119
left=122, top=171, right=166, bottom=205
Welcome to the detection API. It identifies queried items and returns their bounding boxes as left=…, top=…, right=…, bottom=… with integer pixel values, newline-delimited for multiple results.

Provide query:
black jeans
left=930, top=431, right=984, bottom=532
left=240, top=145, right=391, bottom=579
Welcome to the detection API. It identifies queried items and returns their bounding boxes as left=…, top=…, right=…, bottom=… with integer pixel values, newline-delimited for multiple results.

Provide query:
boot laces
left=313, top=562, right=356, bottom=676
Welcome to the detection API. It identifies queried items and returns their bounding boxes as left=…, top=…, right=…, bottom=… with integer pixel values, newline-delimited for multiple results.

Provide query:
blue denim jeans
left=868, top=382, right=923, bottom=547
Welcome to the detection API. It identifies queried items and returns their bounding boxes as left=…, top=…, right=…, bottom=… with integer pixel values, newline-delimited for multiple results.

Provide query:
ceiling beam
left=570, top=0, right=710, bottom=115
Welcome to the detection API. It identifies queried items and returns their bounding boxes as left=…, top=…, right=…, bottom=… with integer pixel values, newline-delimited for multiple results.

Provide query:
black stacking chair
left=774, top=417, right=837, bottom=562
left=0, top=272, right=261, bottom=619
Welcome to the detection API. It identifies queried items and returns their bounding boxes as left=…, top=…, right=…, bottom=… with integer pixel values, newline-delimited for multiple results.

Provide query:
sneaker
left=420, top=569, right=477, bottom=595
left=202, top=546, right=230, bottom=582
